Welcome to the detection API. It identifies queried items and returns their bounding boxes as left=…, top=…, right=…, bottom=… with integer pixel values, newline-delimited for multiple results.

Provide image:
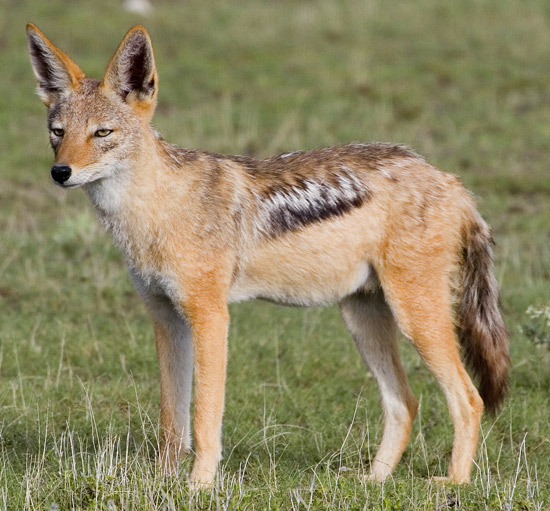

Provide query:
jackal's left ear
left=26, top=23, right=85, bottom=106
left=101, top=26, right=158, bottom=118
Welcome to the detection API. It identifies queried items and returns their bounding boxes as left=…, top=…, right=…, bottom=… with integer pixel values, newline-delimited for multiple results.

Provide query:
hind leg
left=340, top=289, right=418, bottom=481
left=380, top=269, right=483, bottom=483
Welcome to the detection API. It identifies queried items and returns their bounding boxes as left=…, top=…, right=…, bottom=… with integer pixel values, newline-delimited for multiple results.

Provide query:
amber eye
left=95, top=129, right=113, bottom=137
left=52, top=128, right=64, bottom=137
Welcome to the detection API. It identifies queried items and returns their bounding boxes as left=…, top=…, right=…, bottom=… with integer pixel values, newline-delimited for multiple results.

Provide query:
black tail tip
left=478, top=364, right=510, bottom=415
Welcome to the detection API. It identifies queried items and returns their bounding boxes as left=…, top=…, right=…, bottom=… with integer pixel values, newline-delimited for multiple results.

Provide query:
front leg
left=185, top=294, right=230, bottom=488
left=154, top=315, right=194, bottom=472
left=129, top=270, right=194, bottom=472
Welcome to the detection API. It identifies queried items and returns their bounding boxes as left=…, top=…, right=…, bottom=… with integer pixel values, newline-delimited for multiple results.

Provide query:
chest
left=128, top=263, right=183, bottom=306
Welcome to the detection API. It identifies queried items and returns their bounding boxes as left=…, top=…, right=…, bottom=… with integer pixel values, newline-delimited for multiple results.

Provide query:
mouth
left=52, top=164, right=107, bottom=189
left=52, top=179, right=82, bottom=189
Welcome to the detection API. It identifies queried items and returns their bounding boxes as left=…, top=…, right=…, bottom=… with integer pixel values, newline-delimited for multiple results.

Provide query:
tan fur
left=27, top=24, right=509, bottom=488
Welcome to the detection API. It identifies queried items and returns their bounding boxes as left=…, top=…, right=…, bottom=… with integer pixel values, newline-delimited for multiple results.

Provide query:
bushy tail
left=458, top=214, right=509, bottom=413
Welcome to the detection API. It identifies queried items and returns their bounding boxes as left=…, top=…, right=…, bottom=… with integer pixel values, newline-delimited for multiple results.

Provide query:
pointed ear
left=101, top=26, right=158, bottom=118
left=26, top=23, right=85, bottom=106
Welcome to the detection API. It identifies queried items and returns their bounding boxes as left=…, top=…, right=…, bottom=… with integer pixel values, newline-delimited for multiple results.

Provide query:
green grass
left=1, top=0, right=549, bottom=508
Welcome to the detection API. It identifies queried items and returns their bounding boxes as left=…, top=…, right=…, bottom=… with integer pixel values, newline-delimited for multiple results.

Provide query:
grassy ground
left=1, top=0, right=549, bottom=508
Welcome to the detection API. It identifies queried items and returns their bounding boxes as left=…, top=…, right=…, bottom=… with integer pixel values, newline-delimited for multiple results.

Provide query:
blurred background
left=0, top=0, right=549, bottom=508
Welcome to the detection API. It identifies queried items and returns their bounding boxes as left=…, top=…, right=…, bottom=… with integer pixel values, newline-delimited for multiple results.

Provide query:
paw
left=188, top=477, right=213, bottom=492
left=159, top=457, right=179, bottom=475
left=159, top=445, right=188, bottom=475
left=188, top=470, right=215, bottom=491
left=364, top=472, right=391, bottom=483
left=364, top=460, right=393, bottom=482
left=188, top=460, right=216, bottom=491
left=431, top=475, right=469, bottom=485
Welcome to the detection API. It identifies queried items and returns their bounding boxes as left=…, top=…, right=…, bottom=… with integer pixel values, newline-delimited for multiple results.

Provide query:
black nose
left=51, top=164, right=72, bottom=184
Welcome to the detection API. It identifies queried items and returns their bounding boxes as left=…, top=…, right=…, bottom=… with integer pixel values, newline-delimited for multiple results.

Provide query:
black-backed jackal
left=27, top=24, right=509, bottom=488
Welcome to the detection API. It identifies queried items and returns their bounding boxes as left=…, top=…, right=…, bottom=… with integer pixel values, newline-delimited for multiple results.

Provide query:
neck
left=83, top=128, right=189, bottom=264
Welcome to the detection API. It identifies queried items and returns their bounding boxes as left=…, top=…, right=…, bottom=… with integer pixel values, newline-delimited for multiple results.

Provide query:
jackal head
left=27, top=24, right=158, bottom=188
